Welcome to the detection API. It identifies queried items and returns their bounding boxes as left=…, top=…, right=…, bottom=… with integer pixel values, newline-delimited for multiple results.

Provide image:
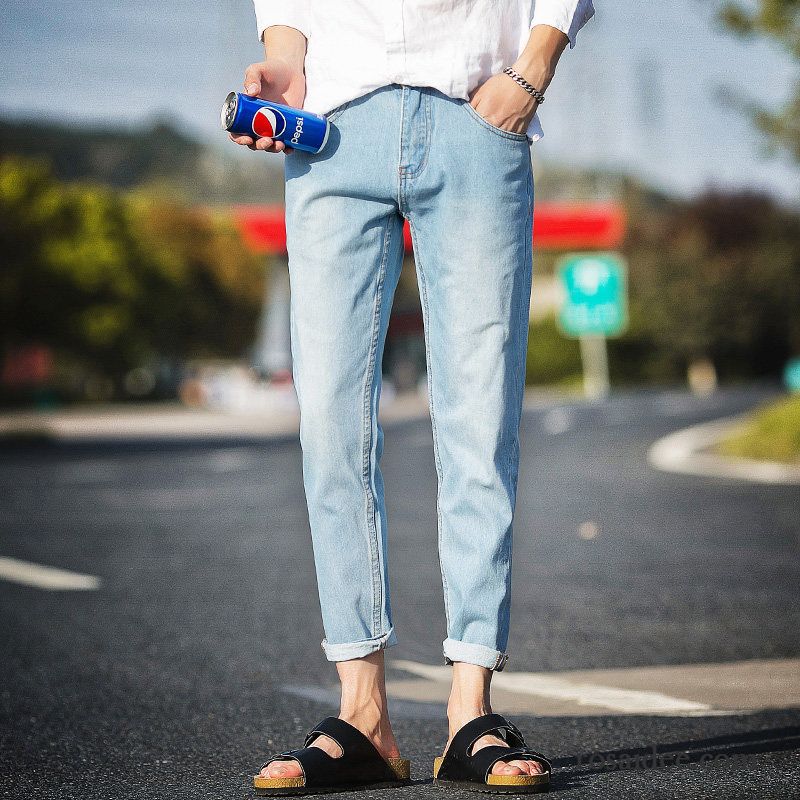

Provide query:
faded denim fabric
left=284, top=85, right=534, bottom=671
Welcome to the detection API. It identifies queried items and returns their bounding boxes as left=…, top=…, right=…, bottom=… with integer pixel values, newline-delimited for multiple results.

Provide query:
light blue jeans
left=284, top=85, right=533, bottom=672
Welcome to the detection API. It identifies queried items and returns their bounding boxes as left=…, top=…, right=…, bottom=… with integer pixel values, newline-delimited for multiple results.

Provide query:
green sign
left=784, top=358, right=800, bottom=393
left=557, top=253, right=628, bottom=338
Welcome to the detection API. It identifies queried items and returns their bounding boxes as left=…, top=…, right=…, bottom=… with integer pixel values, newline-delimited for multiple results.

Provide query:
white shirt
left=251, top=0, right=594, bottom=142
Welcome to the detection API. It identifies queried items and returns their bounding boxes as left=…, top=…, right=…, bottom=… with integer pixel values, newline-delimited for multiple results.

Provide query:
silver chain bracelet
left=502, top=67, right=545, bottom=104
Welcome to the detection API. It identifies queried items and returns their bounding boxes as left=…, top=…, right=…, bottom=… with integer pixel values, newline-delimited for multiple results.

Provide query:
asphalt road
left=1, top=386, right=798, bottom=799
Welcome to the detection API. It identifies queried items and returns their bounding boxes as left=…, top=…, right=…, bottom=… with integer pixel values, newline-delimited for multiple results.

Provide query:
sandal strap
left=438, top=713, right=547, bottom=784
left=261, top=717, right=398, bottom=788
left=450, top=713, right=527, bottom=756
left=260, top=747, right=337, bottom=786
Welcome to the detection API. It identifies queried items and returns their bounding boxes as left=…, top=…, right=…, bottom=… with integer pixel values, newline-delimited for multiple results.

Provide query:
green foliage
left=524, top=185, right=800, bottom=388
left=621, top=188, right=800, bottom=382
left=718, top=394, right=800, bottom=463
left=720, top=0, right=800, bottom=57
left=0, top=119, right=204, bottom=189
left=720, top=0, right=800, bottom=160
left=0, top=118, right=286, bottom=205
left=525, top=316, right=582, bottom=385
left=0, top=157, right=265, bottom=394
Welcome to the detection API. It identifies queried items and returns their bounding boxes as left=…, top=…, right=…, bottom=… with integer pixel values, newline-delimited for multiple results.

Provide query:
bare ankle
left=446, top=662, right=495, bottom=736
left=447, top=702, right=491, bottom=735
left=339, top=696, right=388, bottom=728
left=337, top=652, right=389, bottom=719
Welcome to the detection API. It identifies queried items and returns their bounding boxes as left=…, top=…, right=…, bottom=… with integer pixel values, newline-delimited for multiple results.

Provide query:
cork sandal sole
left=432, top=714, right=551, bottom=794
left=433, top=756, right=549, bottom=793
left=254, top=756, right=410, bottom=796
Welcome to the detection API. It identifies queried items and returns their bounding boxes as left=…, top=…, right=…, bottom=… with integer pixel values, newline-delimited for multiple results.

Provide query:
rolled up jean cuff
left=442, top=638, right=509, bottom=672
left=321, top=627, right=398, bottom=662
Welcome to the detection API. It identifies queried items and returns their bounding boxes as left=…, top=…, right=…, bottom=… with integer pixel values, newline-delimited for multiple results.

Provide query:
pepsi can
left=221, top=91, right=330, bottom=154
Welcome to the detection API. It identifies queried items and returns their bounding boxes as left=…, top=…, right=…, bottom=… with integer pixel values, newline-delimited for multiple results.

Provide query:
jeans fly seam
left=361, top=216, right=392, bottom=638
left=406, top=214, right=451, bottom=628
left=397, top=88, right=407, bottom=209
left=402, top=90, right=431, bottom=179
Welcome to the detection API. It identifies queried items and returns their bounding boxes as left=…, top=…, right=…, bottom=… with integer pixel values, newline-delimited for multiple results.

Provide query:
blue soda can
left=221, top=91, right=330, bottom=154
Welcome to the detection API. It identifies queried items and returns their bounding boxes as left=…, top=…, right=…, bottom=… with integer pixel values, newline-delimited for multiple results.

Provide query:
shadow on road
left=552, top=721, right=800, bottom=792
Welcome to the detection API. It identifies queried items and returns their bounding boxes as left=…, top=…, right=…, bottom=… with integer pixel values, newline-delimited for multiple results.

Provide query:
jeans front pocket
left=461, top=99, right=530, bottom=143
left=325, top=99, right=353, bottom=123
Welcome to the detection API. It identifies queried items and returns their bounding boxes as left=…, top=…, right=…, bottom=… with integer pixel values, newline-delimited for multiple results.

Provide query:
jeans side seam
left=362, top=216, right=392, bottom=637
left=406, top=214, right=451, bottom=629
left=507, top=161, right=534, bottom=489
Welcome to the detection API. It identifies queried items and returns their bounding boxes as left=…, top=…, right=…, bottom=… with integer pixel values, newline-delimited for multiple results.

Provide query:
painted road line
left=648, top=416, right=800, bottom=485
left=281, top=658, right=800, bottom=718
left=389, top=658, right=800, bottom=717
left=392, top=660, right=710, bottom=715
left=541, top=408, right=573, bottom=435
left=206, top=448, right=259, bottom=473
left=0, top=557, right=101, bottom=591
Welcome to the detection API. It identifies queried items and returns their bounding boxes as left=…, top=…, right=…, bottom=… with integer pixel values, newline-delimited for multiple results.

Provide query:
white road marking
left=578, top=521, right=600, bottom=540
left=0, top=557, right=101, bottom=591
left=392, top=660, right=711, bottom=715
left=648, top=416, right=800, bottom=485
left=541, top=408, right=572, bottom=435
left=206, top=448, right=259, bottom=473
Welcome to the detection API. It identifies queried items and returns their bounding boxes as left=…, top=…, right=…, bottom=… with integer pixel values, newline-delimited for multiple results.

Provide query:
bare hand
left=468, top=72, right=538, bottom=135
left=229, top=58, right=306, bottom=154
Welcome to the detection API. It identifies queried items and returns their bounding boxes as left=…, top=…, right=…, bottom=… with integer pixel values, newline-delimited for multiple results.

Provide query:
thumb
left=243, top=64, right=266, bottom=96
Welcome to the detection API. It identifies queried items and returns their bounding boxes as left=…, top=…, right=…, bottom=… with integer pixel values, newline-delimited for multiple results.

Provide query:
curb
left=0, top=389, right=581, bottom=446
left=0, top=393, right=432, bottom=445
left=648, top=415, right=800, bottom=485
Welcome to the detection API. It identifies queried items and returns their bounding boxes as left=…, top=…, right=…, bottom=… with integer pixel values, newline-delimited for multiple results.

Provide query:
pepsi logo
left=252, top=107, right=287, bottom=139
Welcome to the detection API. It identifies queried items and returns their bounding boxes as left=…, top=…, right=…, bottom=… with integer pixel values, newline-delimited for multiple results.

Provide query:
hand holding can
left=228, top=58, right=306, bottom=153
left=223, top=91, right=330, bottom=155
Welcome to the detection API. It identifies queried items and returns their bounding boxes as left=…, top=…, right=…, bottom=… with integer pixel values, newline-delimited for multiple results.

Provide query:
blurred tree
left=720, top=0, right=800, bottom=160
left=0, top=157, right=265, bottom=398
left=0, top=118, right=286, bottom=205
left=526, top=317, right=582, bottom=386
left=129, top=195, right=266, bottom=362
left=621, top=187, right=800, bottom=382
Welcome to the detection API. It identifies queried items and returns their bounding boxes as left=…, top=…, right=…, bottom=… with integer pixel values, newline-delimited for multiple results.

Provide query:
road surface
left=1, top=386, right=798, bottom=798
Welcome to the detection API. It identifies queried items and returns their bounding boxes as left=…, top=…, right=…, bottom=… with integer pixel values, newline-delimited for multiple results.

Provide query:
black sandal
left=253, top=716, right=411, bottom=796
left=433, top=713, right=550, bottom=794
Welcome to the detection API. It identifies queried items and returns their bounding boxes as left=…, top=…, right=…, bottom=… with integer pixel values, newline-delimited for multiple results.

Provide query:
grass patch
left=718, top=395, right=800, bottom=465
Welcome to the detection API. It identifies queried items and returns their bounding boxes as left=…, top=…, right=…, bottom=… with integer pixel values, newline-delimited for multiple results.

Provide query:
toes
left=491, top=759, right=545, bottom=776
left=261, top=759, right=303, bottom=779
left=491, top=760, right=523, bottom=776
left=512, top=759, right=545, bottom=775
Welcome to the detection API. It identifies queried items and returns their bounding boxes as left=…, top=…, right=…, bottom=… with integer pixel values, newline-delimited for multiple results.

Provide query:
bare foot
left=446, top=710, right=546, bottom=777
left=259, top=713, right=401, bottom=779
left=470, top=731, right=547, bottom=776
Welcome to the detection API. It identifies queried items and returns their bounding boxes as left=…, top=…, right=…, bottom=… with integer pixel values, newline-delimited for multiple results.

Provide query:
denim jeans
left=284, top=85, right=534, bottom=672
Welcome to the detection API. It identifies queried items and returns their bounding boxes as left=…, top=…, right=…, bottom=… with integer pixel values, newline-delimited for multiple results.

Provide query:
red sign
left=233, top=201, right=625, bottom=255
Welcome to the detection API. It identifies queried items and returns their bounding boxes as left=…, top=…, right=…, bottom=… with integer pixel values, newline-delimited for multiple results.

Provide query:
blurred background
left=1, top=2, right=799, bottom=798
left=1, top=0, right=798, bottom=415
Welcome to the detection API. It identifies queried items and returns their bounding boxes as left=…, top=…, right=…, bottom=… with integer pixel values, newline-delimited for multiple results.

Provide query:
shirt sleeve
left=530, top=0, right=595, bottom=49
left=252, top=0, right=310, bottom=42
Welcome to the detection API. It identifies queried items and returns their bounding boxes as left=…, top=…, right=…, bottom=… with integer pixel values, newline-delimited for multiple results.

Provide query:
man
left=232, top=1, right=594, bottom=794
